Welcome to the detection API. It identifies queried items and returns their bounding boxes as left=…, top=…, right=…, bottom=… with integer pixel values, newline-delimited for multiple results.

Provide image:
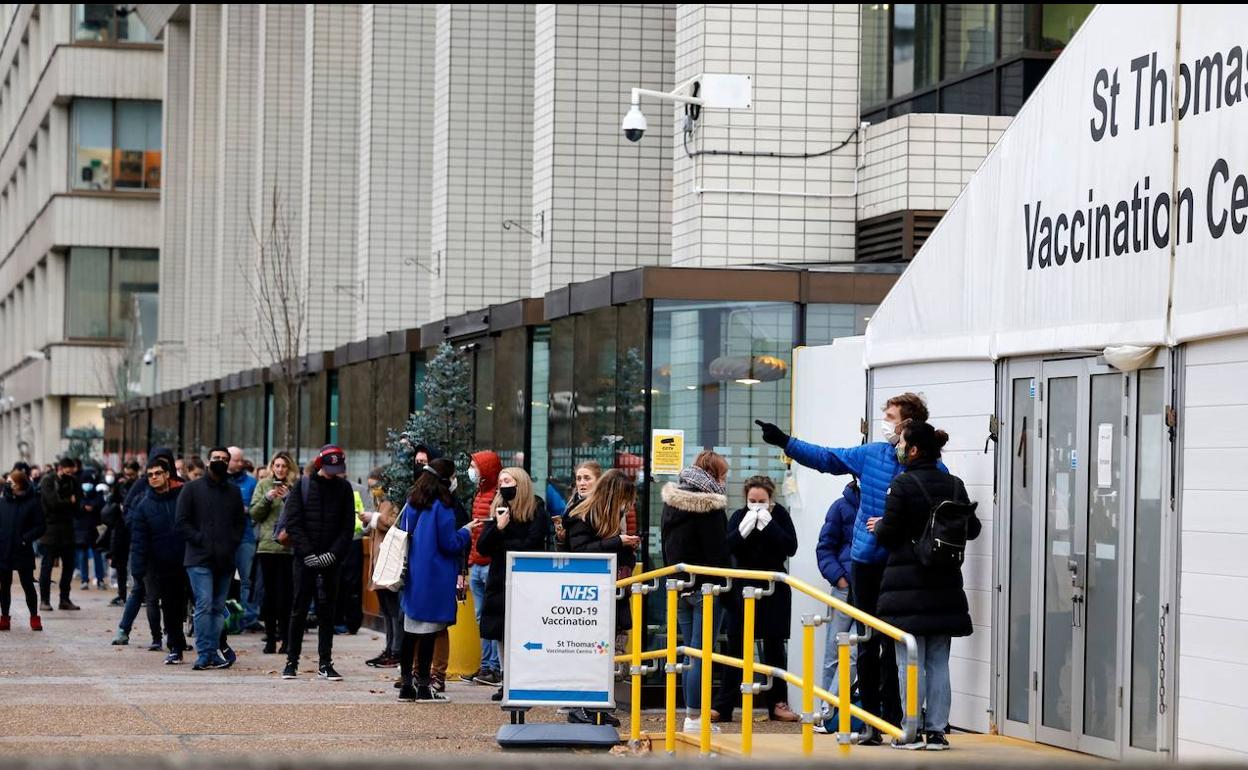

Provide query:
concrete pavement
left=0, top=583, right=516, bottom=755
left=0, top=584, right=822, bottom=757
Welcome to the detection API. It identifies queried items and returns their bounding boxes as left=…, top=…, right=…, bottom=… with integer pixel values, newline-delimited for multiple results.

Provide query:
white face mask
left=105, top=474, right=115, bottom=485
left=747, top=502, right=768, bottom=513
left=881, top=420, right=900, bottom=445
left=449, top=476, right=458, bottom=493
left=468, top=467, right=480, bottom=485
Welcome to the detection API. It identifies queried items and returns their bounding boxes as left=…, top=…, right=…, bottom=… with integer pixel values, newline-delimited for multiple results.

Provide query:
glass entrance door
left=999, top=356, right=1170, bottom=758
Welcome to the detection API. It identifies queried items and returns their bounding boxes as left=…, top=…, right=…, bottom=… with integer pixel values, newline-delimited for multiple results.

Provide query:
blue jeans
left=677, top=589, right=724, bottom=713
left=235, top=538, right=258, bottom=628
left=895, top=634, right=952, bottom=734
left=118, top=567, right=161, bottom=641
left=821, top=585, right=858, bottom=698
left=77, top=547, right=106, bottom=583
left=187, top=566, right=232, bottom=659
left=469, top=564, right=499, bottom=671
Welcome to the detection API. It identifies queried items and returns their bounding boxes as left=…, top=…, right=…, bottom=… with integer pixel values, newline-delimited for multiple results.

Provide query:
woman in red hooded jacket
left=460, top=450, right=502, bottom=685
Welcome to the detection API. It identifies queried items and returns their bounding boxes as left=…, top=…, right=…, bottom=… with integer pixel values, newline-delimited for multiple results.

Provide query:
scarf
left=678, top=465, right=725, bottom=496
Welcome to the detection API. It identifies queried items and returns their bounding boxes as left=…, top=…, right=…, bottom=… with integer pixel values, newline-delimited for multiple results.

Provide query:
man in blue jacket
left=129, top=461, right=187, bottom=664
left=756, top=391, right=936, bottom=741
left=815, top=478, right=858, bottom=730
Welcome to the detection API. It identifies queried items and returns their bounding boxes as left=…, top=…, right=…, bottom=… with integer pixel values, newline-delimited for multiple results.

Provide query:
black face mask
left=209, top=460, right=228, bottom=477
left=499, top=486, right=518, bottom=503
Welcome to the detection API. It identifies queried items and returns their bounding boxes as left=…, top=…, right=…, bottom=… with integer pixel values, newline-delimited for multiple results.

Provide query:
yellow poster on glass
left=651, top=429, right=685, bottom=476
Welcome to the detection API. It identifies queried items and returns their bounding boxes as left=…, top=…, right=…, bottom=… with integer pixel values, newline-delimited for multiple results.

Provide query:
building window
left=74, top=5, right=153, bottom=43
left=861, top=5, right=890, bottom=110
left=72, top=99, right=162, bottom=191
left=65, top=248, right=159, bottom=339
left=892, top=4, right=941, bottom=96
left=326, top=370, right=340, bottom=446
left=861, top=3, right=1094, bottom=120
left=804, top=303, right=879, bottom=347
left=944, top=4, right=997, bottom=76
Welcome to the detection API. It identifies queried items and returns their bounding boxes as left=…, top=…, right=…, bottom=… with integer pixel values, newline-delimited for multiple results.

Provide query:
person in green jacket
left=249, top=451, right=295, bottom=655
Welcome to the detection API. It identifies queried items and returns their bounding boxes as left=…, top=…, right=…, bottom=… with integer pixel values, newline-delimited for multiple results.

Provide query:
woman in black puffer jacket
left=474, top=466, right=550, bottom=691
left=0, top=467, right=45, bottom=629
left=872, top=420, right=981, bottom=750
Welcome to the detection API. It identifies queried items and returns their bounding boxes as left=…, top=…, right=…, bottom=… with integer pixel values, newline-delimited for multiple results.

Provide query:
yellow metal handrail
left=613, top=563, right=920, bottom=757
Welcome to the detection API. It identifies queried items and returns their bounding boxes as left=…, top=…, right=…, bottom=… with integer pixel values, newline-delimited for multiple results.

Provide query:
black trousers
left=114, top=550, right=129, bottom=602
left=851, top=561, right=902, bottom=725
left=1, top=568, right=38, bottom=616
left=39, top=545, right=76, bottom=603
left=286, top=561, right=341, bottom=665
left=400, top=631, right=438, bottom=686
left=715, top=626, right=790, bottom=718
left=145, top=571, right=188, bottom=652
left=258, top=553, right=293, bottom=645
left=336, top=540, right=364, bottom=633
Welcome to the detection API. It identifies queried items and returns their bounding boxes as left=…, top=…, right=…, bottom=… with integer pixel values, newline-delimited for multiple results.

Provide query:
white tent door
left=999, top=357, right=1170, bottom=759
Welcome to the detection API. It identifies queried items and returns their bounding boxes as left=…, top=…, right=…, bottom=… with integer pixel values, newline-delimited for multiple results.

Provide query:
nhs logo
left=560, top=585, right=599, bottom=601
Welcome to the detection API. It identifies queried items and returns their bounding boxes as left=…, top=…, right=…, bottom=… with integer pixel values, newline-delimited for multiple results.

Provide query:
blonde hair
left=569, top=469, right=636, bottom=540
left=491, top=467, right=536, bottom=523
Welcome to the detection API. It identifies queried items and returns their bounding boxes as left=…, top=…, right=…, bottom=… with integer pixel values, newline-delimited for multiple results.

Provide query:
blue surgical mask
left=81, top=482, right=94, bottom=493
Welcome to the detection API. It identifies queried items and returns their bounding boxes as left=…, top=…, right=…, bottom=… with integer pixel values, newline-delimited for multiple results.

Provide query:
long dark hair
left=408, top=457, right=456, bottom=510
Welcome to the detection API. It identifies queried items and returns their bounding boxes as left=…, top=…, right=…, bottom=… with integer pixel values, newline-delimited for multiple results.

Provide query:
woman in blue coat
left=398, top=458, right=480, bottom=703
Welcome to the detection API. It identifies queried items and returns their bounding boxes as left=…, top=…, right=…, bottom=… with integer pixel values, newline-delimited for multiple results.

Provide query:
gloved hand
left=755, top=507, right=773, bottom=530
left=304, top=552, right=337, bottom=569
left=738, top=510, right=759, bottom=538
left=755, top=420, right=790, bottom=448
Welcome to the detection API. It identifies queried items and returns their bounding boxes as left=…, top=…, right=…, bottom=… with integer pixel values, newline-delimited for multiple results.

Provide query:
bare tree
left=94, top=345, right=135, bottom=409
left=243, top=186, right=307, bottom=453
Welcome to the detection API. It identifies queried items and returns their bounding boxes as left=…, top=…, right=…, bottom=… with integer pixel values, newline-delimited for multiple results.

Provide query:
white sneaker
left=683, top=716, right=721, bottom=734
left=891, top=735, right=927, bottom=750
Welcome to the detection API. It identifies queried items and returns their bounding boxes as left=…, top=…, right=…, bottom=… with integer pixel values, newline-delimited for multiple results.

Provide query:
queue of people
left=0, top=390, right=979, bottom=751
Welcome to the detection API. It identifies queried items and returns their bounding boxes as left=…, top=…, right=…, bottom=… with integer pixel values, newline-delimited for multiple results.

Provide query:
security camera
left=143, top=348, right=155, bottom=366
left=621, top=105, right=647, bottom=143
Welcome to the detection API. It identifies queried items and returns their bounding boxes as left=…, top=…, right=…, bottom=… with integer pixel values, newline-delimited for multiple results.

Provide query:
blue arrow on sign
left=524, top=641, right=543, bottom=651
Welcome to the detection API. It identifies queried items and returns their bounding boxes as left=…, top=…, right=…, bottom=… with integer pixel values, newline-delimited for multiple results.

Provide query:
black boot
left=398, top=675, right=417, bottom=702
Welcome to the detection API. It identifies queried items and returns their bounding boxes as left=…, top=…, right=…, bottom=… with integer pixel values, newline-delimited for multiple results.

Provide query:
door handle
left=1068, top=558, right=1084, bottom=628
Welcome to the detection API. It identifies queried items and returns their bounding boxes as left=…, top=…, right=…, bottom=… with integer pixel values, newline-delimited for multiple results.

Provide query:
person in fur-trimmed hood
left=660, top=451, right=731, bottom=731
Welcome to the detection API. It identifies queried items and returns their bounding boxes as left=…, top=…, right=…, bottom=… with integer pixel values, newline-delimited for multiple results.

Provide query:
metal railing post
left=663, top=577, right=684, bottom=756
left=800, top=614, right=820, bottom=757
left=836, top=630, right=853, bottom=755
left=741, top=587, right=757, bottom=756
left=699, top=582, right=716, bottom=757
left=629, top=583, right=647, bottom=745
left=903, top=635, right=920, bottom=744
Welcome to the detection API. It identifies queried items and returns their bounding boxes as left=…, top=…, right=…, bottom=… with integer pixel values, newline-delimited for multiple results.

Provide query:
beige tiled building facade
left=0, top=2, right=1090, bottom=471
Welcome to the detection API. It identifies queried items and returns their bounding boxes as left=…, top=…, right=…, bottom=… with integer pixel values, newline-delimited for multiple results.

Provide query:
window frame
left=64, top=247, right=159, bottom=341
left=69, top=98, right=162, bottom=192
left=861, top=3, right=1086, bottom=120
left=73, top=4, right=154, bottom=44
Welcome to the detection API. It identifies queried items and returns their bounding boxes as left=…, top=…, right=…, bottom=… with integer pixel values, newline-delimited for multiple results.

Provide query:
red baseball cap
left=317, top=445, right=346, bottom=474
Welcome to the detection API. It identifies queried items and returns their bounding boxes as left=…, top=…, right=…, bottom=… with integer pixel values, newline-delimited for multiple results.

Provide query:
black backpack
left=908, top=474, right=976, bottom=568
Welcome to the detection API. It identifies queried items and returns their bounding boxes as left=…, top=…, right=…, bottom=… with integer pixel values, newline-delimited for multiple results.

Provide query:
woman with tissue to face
left=713, top=475, right=800, bottom=724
